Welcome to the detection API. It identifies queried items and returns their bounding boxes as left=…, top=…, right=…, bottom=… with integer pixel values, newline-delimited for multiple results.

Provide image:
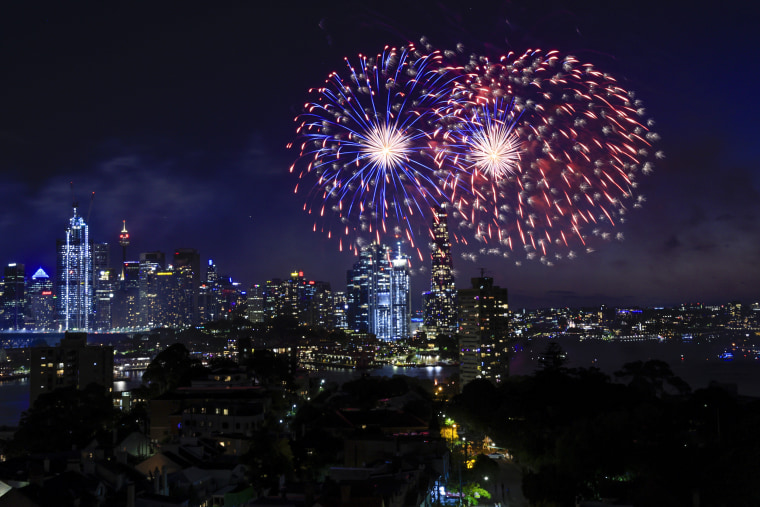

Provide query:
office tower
left=259, top=272, right=332, bottom=327
left=458, top=275, right=510, bottom=387
left=155, top=268, right=184, bottom=327
left=92, top=242, right=112, bottom=331
left=263, top=278, right=283, bottom=321
left=423, top=205, right=458, bottom=336
left=173, top=248, right=200, bottom=325
left=27, top=267, right=55, bottom=330
left=213, top=273, right=243, bottom=320
left=93, top=267, right=115, bottom=331
left=198, top=259, right=220, bottom=322
left=2, top=263, right=26, bottom=330
left=30, top=332, right=113, bottom=405
left=347, top=242, right=411, bottom=341
left=56, top=202, right=93, bottom=331
left=247, top=284, right=264, bottom=323
left=389, top=243, right=411, bottom=340
left=139, top=252, right=165, bottom=328
left=346, top=257, right=370, bottom=333
left=332, top=291, right=348, bottom=329
left=300, top=279, right=333, bottom=328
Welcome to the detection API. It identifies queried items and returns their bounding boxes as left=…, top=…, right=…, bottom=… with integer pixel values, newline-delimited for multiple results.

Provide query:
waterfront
left=0, top=378, right=30, bottom=427
left=2, top=336, right=759, bottom=428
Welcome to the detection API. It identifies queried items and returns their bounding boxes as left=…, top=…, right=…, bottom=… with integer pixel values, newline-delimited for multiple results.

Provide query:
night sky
left=1, top=1, right=757, bottom=310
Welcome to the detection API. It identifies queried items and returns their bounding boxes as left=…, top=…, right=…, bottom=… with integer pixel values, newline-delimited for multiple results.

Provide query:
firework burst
left=433, top=47, right=659, bottom=265
left=289, top=44, right=456, bottom=259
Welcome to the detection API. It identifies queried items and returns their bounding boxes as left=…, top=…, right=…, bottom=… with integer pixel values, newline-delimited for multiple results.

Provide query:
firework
left=289, top=44, right=455, bottom=259
left=291, top=41, right=659, bottom=265
left=434, top=47, right=659, bottom=265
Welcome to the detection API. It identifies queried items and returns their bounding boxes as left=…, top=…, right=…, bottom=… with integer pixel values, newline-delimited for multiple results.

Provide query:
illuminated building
left=155, top=268, right=184, bottom=327
left=27, top=267, right=55, bottom=330
left=458, top=275, right=509, bottom=387
left=261, top=271, right=333, bottom=326
left=92, top=242, right=112, bottom=331
left=55, top=202, right=93, bottom=331
left=118, top=220, right=130, bottom=281
left=30, top=332, right=113, bottom=405
left=247, top=284, right=264, bottom=323
left=112, top=260, right=140, bottom=329
left=173, top=248, right=200, bottom=325
left=199, top=259, right=220, bottom=322
left=93, top=266, right=115, bottom=331
left=347, top=242, right=410, bottom=341
left=332, top=291, right=348, bottom=329
left=423, top=205, right=458, bottom=336
left=2, top=263, right=26, bottom=330
left=389, top=243, right=411, bottom=340
left=139, top=251, right=165, bottom=328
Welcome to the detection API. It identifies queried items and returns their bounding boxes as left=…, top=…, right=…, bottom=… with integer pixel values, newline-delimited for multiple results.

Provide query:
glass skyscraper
left=347, top=242, right=410, bottom=341
left=55, top=203, right=93, bottom=331
left=423, top=205, right=458, bottom=336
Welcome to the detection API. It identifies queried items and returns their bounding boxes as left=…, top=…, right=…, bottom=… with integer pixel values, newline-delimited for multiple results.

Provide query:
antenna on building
left=70, top=181, right=78, bottom=210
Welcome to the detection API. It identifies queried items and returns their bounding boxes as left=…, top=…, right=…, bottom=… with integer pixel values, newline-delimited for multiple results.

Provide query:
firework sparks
left=433, top=47, right=658, bottom=264
left=291, top=42, right=659, bottom=265
left=290, top=44, right=455, bottom=259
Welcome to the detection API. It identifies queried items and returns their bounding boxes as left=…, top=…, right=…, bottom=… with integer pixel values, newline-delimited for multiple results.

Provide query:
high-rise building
left=92, top=242, right=112, bottom=331
left=259, top=272, right=332, bottom=327
left=93, top=266, right=115, bottom=331
left=199, top=259, right=220, bottom=322
left=247, top=284, right=264, bottom=323
left=56, top=203, right=93, bottom=331
left=2, top=263, right=26, bottom=330
left=155, top=268, right=185, bottom=327
left=458, top=275, right=510, bottom=387
left=27, top=267, right=55, bottom=330
left=347, top=242, right=411, bottom=341
left=139, top=252, right=165, bottom=328
left=423, top=205, right=458, bottom=336
left=389, top=243, right=411, bottom=340
left=173, top=248, right=200, bottom=325
left=30, top=332, right=113, bottom=405
left=332, top=291, right=348, bottom=329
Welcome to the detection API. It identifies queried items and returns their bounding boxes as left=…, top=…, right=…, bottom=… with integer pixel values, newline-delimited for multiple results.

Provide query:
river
left=2, top=337, right=758, bottom=427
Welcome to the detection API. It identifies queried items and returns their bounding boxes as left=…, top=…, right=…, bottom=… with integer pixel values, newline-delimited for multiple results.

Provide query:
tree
left=538, top=341, right=567, bottom=371
left=9, top=383, right=116, bottom=456
left=462, top=482, right=491, bottom=506
left=142, top=342, right=207, bottom=393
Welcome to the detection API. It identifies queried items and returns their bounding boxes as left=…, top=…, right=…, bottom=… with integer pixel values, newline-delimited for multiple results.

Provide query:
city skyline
left=0, top=1, right=758, bottom=309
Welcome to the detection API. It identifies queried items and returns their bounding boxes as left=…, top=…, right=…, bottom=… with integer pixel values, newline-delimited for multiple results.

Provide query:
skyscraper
left=458, top=275, right=510, bottom=387
left=27, top=267, right=55, bottom=330
left=173, top=248, right=200, bottom=325
left=56, top=202, right=93, bottom=331
left=2, top=263, right=26, bottom=330
left=347, top=242, right=411, bottom=341
left=423, top=205, right=458, bottom=336
left=92, top=242, right=112, bottom=331
left=139, top=251, right=165, bottom=328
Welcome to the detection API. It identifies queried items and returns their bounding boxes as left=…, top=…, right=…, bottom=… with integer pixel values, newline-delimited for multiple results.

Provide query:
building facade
left=27, top=267, right=55, bottom=330
left=347, top=242, right=411, bottom=341
left=423, top=205, right=458, bottom=336
left=30, top=332, right=114, bottom=405
left=55, top=203, right=93, bottom=331
left=2, top=263, right=26, bottom=330
left=458, top=276, right=510, bottom=387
